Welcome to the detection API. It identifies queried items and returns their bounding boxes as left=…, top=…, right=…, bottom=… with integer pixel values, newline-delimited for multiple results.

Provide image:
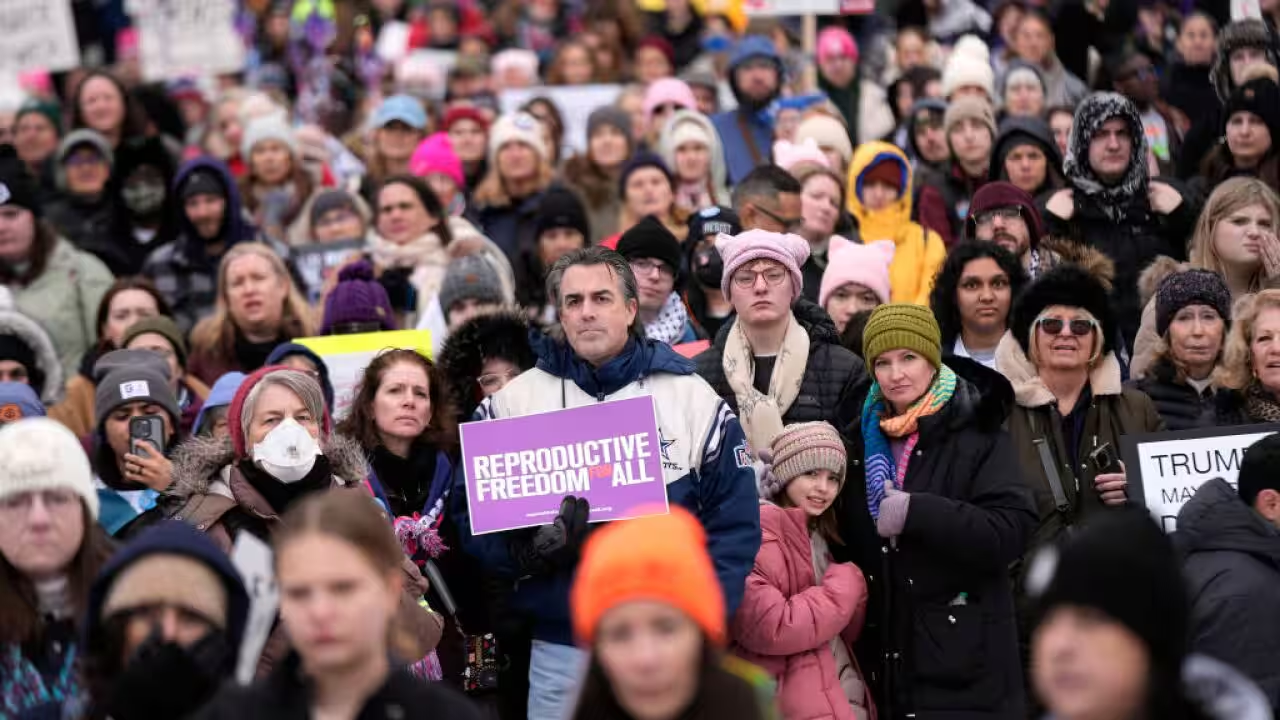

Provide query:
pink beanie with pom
left=715, top=230, right=811, bottom=301
left=774, top=138, right=831, bottom=172
left=817, top=27, right=859, bottom=65
left=643, top=79, right=698, bottom=124
left=410, top=133, right=465, bottom=189
left=818, top=238, right=895, bottom=308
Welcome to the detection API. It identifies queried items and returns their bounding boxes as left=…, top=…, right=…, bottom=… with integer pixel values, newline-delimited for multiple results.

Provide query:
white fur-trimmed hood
left=995, top=332, right=1123, bottom=408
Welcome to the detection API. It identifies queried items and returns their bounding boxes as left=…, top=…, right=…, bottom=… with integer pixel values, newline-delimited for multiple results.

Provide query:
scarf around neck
left=862, top=364, right=957, bottom=520
left=1063, top=92, right=1149, bottom=222
left=646, top=292, right=690, bottom=345
left=722, top=313, right=810, bottom=452
left=1245, top=380, right=1280, bottom=422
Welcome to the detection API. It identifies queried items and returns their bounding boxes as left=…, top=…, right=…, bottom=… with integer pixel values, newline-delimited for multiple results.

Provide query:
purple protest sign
left=460, top=396, right=670, bottom=535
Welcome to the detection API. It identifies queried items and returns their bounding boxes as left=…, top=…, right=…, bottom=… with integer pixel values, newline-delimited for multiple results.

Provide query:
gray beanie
left=438, top=255, right=505, bottom=316
left=587, top=106, right=633, bottom=143
left=93, top=350, right=180, bottom=429
left=56, top=129, right=115, bottom=191
left=241, top=115, right=298, bottom=161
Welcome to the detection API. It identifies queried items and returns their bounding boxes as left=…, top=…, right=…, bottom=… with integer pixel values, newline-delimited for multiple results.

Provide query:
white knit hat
left=951, top=34, right=991, bottom=64
left=241, top=115, right=298, bottom=161
left=794, top=114, right=853, bottom=165
left=942, top=54, right=995, bottom=101
left=0, top=417, right=98, bottom=519
left=488, top=112, right=548, bottom=166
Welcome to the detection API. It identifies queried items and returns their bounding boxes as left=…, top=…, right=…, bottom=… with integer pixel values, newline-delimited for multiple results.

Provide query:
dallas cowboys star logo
left=660, top=434, right=675, bottom=462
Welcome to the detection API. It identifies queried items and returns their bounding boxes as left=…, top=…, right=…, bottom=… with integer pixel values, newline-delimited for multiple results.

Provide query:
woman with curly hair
left=930, top=242, right=1028, bottom=369
left=1212, top=289, right=1280, bottom=424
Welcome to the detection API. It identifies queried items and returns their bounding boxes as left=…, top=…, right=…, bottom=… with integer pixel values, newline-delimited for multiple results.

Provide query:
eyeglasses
left=731, top=266, right=789, bottom=289
left=974, top=206, right=1022, bottom=227
left=478, top=370, right=518, bottom=392
left=753, top=204, right=803, bottom=233
left=630, top=258, right=675, bottom=279
left=1036, top=316, right=1098, bottom=336
left=0, top=489, right=79, bottom=519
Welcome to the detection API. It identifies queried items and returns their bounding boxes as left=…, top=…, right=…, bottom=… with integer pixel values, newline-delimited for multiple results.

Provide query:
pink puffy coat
left=733, top=503, right=874, bottom=720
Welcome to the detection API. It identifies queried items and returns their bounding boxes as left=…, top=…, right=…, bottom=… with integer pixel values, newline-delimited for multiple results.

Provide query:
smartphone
left=1089, top=442, right=1121, bottom=475
left=129, top=415, right=167, bottom=457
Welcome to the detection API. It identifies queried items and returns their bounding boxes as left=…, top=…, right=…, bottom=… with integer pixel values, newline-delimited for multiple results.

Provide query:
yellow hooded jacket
left=845, top=142, right=946, bottom=305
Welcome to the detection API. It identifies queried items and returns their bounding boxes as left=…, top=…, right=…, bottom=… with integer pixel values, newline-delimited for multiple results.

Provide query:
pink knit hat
left=715, top=230, right=811, bottom=301
left=410, top=133, right=465, bottom=189
left=817, top=27, right=859, bottom=65
left=643, top=78, right=698, bottom=125
left=773, top=138, right=831, bottom=172
left=818, top=238, right=894, bottom=308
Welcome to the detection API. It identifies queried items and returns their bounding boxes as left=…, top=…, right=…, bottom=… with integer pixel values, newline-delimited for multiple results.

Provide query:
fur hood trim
left=1139, top=255, right=1186, bottom=308
left=995, top=332, right=1123, bottom=408
left=168, top=432, right=369, bottom=499
left=1038, top=237, right=1116, bottom=292
left=0, top=288, right=65, bottom=405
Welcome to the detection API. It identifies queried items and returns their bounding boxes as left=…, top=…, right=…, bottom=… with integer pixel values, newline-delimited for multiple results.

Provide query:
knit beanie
left=308, top=189, right=362, bottom=229
left=439, top=255, right=505, bottom=315
left=587, top=106, right=633, bottom=143
left=774, top=138, right=831, bottom=172
left=966, top=181, right=1044, bottom=246
left=715, top=229, right=811, bottom=301
left=57, top=129, right=115, bottom=168
left=0, top=146, right=42, bottom=218
left=862, top=158, right=903, bottom=192
left=534, top=185, right=591, bottom=241
left=862, top=303, right=943, bottom=369
left=0, top=417, right=98, bottom=519
left=819, top=238, right=894, bottom=309
left=15, top=97, right=62, bottom=134
left=94, top=350, right=181, bottom=429
left=488, top=112, right=547, bottom=167
left=619, top=152, right=675, bottom=198
left=643, top=79, right=698, bottom=125
left=944, top=96, right=997, bottom=140
left=1155, top=269, right=1232, bottom=336
left=1028, top=507, right=1189, bottom=679
left=1002, top=63, right=1047, bottom=99
left=0, top=335, right=38, bottom=389
left=942, top=53, right=995, bottom=101
left=764, top=422, right=847, bottom=500
left=571, top=506, right=726, bottom=646
left=410, top=133, right=465, bottom=189
left=617, top=215, right=683, bottom=273
left=228, top=366, right=332, bottom=460
left=181, top=168, right=226, bottom=201
left=491, top=48, right=540, bottom=80
left=0, top=382, right=45, bottom=422
left=1224, top=75, right=1280, bottom=147
left=122, top=315, right=189, bottom=368
left=637, top=35, right=677, bottom=67
left=666, top=115, right=714, bottom=154
left=687, top=206, right=740, bottom=241
left=103, top=553, right=230, bottom=630
left=794, top=114, right=854, bottom=166
left=817, top=26, right=859, bottom=64
left=241, top=115, right=298, bottom=161
left=321, top=260, right=397, bottom=334
left=442, top=106, right=490, bottom=134
left=952, top=34, right=991, bottom=64
left=1212, top=19, right=1278, bottom=102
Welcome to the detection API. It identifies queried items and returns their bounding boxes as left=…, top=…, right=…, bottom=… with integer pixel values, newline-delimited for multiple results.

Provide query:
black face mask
left=692, top=244, right=723, bottom=289
left=105, top=630, right=230, bottom=720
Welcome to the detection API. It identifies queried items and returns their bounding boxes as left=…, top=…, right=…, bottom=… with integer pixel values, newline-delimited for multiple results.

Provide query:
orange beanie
left=571, top=507, right=726, bottom=647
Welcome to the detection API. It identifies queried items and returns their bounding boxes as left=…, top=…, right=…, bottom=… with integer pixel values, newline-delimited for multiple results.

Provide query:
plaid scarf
left=862, top=365, right=957, bottom=520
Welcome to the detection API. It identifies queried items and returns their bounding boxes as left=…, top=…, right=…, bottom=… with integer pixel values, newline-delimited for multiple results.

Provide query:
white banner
left=1121, top=424, right=1280, bottom=532
left=129, top=0, right=245, bottom=81
left=0, top=0, right=80, bottom=76
left=744, top=0, right=841, bottom=15
left=500, top=85, right=623, bottom=155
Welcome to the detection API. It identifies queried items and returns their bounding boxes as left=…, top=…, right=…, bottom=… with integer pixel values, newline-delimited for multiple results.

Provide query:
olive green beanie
left=862, top=303, right=942, bottom=369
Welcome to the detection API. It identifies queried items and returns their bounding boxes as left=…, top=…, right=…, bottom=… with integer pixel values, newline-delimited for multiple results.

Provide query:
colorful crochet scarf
left=862, top=365, right=957, bottom=520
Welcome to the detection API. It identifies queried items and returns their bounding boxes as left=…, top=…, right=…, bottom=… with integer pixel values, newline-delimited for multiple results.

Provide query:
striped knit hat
left=762, top=422, right=847, bottom=499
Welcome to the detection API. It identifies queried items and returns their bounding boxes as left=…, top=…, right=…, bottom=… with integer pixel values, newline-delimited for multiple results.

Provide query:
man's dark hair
left=929, top=241, right=1029, bottom=347
left=731, top=164, right=803, bottom=211
left=546, top=245, right=643, bottom=337
left=1238, top=434, right=1280, bottom=507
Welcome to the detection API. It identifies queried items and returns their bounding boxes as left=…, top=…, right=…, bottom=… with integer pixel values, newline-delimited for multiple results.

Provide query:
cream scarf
left=722, top=314, right=810, bottom=452
left=367, top=230, right=449, bottom=316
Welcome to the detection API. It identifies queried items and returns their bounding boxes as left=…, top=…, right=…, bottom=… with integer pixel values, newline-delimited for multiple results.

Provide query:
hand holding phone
left=1090, top=443, right=1127, bottom=506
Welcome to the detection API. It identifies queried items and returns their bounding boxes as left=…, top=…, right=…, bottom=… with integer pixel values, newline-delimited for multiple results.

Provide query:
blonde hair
left=1189, top=178, right=1280, bottom=293
left=472, top=159, right=555, bottom=209
left=1027, top=307, right=1103, bottom=368
left=191, top=243, right=316, bottom=354
left=1214, top=289, right=1280, bottom=389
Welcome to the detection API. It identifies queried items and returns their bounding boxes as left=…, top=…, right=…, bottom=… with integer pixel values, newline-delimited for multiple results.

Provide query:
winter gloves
left=510, top=495, right=591, bottom=576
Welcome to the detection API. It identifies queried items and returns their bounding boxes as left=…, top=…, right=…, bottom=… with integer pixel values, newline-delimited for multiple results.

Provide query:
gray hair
left=545, top=246, right=643, bottom=337
left=240, top=369, right=327, bottom=437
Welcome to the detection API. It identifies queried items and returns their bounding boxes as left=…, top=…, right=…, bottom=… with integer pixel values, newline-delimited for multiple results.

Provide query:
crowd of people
left=5, top=0, right=1280, bottom=719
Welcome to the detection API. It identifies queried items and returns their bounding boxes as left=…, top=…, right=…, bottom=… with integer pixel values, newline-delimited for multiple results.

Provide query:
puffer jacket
left=9, top=236, right=114, bottom=379
left=846, top=143, right=946, bottom=305
left=1126, top=357, right=1226, bottom=431
left=1177, top=478, right=1280, bottom=710
left=695, top=298, right=869, bottom=433
left=996, top=335, right=1165, bottom=553
left=472, top=190, right=544, bottom=263
left=836, top=357, right=1037, bottom=720
left=734, top=502, right=872, bottom=720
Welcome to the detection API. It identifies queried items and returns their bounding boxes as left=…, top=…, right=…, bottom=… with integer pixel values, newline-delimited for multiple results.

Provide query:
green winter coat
left=10, top=237, right=113, bottom=378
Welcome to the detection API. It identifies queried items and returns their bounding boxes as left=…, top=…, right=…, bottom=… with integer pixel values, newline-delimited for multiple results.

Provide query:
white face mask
left=251, top=417, right=321, bottom=484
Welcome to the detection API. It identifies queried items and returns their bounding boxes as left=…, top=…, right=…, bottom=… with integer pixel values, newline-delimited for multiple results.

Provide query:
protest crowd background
left=10, top=0, right=1280, bottom=718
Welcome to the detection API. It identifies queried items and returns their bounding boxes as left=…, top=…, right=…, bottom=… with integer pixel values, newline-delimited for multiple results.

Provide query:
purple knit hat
left=321, top=260, right=398, bottom=334
left=714, top=230, right=811, bottom=301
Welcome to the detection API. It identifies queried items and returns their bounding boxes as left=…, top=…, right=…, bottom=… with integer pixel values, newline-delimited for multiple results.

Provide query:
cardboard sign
left=230, top=532, right=278, bottom=685
left=461, top=396, right=670, bottom=535
left=129, top=0, right=245, bottom=81
left=0, top=0, right=80, bottom=75
left=294, top=330, right=433, bottom=420
left=499, top=85, right=623, bottom=154
left=1121, top=423, right=1280, bottom=532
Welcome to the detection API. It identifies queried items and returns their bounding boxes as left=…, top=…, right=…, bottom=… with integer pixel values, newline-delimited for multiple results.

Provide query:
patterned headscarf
left=1063, top=92, right=1148, bottom=222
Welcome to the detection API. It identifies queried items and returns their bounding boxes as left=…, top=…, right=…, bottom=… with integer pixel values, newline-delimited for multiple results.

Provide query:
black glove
left=378, top=266, right=417, bottom=313
left=104, top=630, right=231, bottom=720
left=510, top=496, right=590, bottom=576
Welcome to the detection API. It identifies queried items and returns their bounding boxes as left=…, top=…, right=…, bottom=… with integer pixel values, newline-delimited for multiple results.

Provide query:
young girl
left=733, top=422, right=873, bottom=720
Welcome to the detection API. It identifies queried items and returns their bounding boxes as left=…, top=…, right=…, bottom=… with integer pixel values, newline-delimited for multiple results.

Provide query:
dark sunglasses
left=1036, top=317, right=1097, bottom=336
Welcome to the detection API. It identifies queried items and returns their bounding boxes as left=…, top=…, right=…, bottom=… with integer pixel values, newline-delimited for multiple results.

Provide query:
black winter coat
left=835, top=358, right=1038, bottom=720
left=694, top=298, right=868, bottom=432
left=194, top=652, right=484, bottom=720
left=43, top=192, right=141, bottom=276
left=1126, top=358, right=1222, bottom=431
left=1177, top=478, right=1280, bottom=710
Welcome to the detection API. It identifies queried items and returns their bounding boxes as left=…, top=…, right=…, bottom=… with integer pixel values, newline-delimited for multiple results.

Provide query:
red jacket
left=733, top=503, right=874, bottom=720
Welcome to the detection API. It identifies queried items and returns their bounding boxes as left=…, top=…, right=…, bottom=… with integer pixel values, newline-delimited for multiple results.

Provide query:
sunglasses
left=1036, top=317, right=1097, bottom=336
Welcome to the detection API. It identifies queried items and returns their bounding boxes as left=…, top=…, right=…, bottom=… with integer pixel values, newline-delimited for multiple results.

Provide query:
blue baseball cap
left=372, top=94, right=428, bottom=131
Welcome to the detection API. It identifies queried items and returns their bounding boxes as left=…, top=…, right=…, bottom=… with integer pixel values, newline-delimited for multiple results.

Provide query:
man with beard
left=1042, top=92, right=1195, bottom=351
left=712, top=35, right=783, bottom=185
left=966, top=181, right=1065, bottom=285
left=907, top=99, right=950, bottom=172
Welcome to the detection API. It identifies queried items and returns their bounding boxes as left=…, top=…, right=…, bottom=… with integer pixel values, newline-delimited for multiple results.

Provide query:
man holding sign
left=451, top=246, right=759, bottom=720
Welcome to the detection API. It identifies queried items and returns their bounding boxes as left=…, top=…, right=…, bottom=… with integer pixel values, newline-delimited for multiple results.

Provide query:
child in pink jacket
left=733, top=422, right=874, bottom=720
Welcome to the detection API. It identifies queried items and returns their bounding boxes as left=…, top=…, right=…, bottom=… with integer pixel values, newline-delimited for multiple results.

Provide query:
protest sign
left=461, top=396, right=670, bottom=535
left=500, top=85, right=623, bottom=154
left=290, top=240, right=362, bottom=304
left=744, top=0, right=841, bottom=14
left=128, top=0, right=245, bottom=81
left=294, top=330, right=432, bottom=419
left=0, top=0, right=80, bottom=76
left=231, top=532, right=277, bottom=685
left=1121, top=423, right=1280, bottom=532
